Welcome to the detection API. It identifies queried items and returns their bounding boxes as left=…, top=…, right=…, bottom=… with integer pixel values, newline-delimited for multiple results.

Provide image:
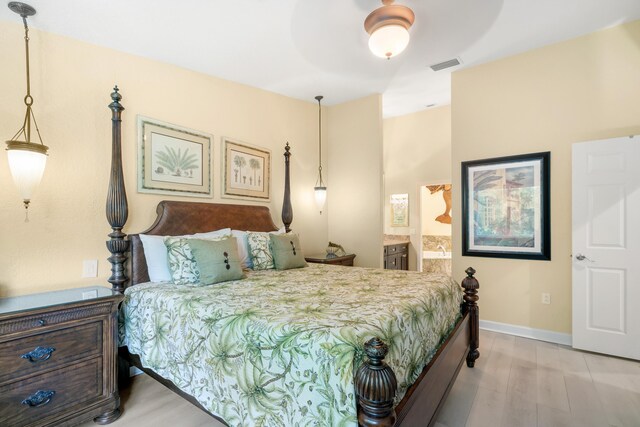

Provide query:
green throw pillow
left=164, top=235, right=229, bottom=285
left=187, top=238, right=244, bottom=285
left=247, top=232, right=276, bottom=270
left=270, top=234, right=307, bottom=270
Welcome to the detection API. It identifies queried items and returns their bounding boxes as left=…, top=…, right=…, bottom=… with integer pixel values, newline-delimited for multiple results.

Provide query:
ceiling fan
left=364, top=0, right=415, bottom=59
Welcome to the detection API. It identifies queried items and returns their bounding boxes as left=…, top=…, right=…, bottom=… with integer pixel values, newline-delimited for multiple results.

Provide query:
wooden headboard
left=130, top=201, right=278, bottom=285
left=105, top=88, right=293, bottom=291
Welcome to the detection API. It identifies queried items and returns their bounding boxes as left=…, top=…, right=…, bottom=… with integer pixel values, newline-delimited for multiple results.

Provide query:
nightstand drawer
left=0, top=301, right=114, bottom=336
left=0, top=321, right=102, bottom=384
left=0, top=357, right=103, bottom=426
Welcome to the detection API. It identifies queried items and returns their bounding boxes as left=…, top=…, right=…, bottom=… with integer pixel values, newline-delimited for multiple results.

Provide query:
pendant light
left=6, top=2, right=49, bottom=220
left=314, top=95, right=327, bottom=214
left=364, top=0, right=415, bottom=59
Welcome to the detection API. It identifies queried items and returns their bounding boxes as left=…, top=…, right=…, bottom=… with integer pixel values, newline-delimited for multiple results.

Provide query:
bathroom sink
left=423, top=251, right=452, bottom=259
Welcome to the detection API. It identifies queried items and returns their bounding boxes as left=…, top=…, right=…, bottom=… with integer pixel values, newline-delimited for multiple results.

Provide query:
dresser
left=305, top=253, right=356, bottom=266
left=0, top=287, right=123, bottom=426
left=384, top=242, right=409, bottom=270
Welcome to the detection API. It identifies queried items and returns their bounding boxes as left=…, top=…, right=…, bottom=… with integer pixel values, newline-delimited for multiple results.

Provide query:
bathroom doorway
left=419, top=183, right=452, bottom=275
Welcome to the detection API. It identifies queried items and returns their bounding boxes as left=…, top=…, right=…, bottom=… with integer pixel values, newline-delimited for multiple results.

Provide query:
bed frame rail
left=355, top=267, right=480, bottom=426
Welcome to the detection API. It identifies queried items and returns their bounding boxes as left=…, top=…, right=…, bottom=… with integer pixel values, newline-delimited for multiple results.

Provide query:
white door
left=572, top=136, right=640, bottom=360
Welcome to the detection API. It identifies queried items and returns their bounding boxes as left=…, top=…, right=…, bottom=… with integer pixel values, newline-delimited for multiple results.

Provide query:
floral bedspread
left=120, top=264, right=463, bottom=427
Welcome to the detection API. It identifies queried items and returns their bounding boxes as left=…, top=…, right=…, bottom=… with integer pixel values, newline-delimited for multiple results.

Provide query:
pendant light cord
left=22, top=15, right=31, bottom=104
left=315, top=95, right=324, bottom=187
left=10, top=11, right=44, bottom=146
left=22, top=15, right=33, bottom=143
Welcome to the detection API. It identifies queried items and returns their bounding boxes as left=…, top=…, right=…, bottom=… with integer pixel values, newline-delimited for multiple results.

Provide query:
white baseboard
left=480, top=319, right=572, bottom=346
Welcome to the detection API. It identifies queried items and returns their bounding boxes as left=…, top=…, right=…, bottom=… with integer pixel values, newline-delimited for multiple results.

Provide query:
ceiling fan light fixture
left=368, top=24, right=410, bottom=59
left=364, top=1, right=415, bottom=59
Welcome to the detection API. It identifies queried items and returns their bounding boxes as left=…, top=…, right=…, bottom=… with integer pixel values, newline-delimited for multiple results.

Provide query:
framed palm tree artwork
left=137, top=116, right=213, bottom=197
left=222, top=138, right=270, bottom=201
left=462, top=152, right=551, bottom=260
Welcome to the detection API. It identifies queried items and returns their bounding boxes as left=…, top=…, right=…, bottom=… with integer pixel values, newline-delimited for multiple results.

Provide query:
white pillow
left=192, top=228, right=232, bottom=239
left=139, top=234, right=172, bottom=282
left=139, top=228, right=231, bottom=282
left=231, top=230, right=252, bottom=269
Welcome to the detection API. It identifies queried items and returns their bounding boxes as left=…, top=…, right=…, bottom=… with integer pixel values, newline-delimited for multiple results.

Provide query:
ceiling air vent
left=430, top=57, right=461, bottom=72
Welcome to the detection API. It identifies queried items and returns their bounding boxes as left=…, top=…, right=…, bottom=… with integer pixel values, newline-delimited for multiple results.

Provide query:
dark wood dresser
left=305, top=253, right=356, bottom=266
left=384, top=242, right=409, bottom=270
left=0, top=287, right=123, bottom=427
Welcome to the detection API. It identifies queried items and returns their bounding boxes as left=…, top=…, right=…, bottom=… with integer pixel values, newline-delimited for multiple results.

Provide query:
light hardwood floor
left=436, top=330, right=640, bottom=427
left=81, top=330, right=640, bottom=427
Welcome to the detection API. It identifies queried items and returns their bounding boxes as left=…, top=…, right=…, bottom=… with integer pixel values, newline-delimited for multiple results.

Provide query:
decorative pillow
left=270, top=233, right=307, bottom=270
left=188, top=238, right=244, bottom=285
left=164, top=234, right=230, bottom=285
left=140, top=228, right=231, bottom=283
left=247, top=232, right=276, bottom=270
left=231, top=230, right=252, bottom=269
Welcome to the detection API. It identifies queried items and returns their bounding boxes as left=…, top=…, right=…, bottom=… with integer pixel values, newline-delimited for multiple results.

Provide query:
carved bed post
left=106, top=86, right=129, bottom=293
left=462, top=267, right=480, bottom=367
left=355, top=337, right=398, bottom=427
left=282, top=142, right=293, bottom=233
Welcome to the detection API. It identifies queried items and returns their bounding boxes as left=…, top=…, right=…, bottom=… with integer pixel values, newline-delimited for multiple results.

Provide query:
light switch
left=82, top=259, right=98, bottom=278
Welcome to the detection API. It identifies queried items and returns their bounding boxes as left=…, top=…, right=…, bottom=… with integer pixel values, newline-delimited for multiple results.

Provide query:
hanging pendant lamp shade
left=364, top=0, right=415, bottom=59
left=314, top=95, right=327, bottom=214
left=6, top=142, right=48, bottom=206
left=6, top=2, right=49, bottom=217
left=314, top=186, right=327, bottom=212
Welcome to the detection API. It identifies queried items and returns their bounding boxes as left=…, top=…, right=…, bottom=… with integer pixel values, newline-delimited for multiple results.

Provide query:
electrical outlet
left=82, top=260, right=98, bottom=278
left=542, top=293, right=551, bottom=305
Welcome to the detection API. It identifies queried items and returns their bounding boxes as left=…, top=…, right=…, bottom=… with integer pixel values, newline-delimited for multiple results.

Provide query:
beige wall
left=327, top=95, right=384, bottom=268
left=383, top=106, right=452, bottom=270
left=0, top=22, right=328, bottom=297
left=452, top=20, right=640, bottom=334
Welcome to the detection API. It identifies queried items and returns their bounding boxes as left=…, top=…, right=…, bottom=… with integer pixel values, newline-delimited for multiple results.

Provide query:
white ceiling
left=2, top=0, right=640, bottom=117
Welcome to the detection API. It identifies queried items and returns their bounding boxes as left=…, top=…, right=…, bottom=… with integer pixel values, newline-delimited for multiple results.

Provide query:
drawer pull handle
left=22, top=390, right=55, bottom=408
left=21, top=346, right=56, bottom=363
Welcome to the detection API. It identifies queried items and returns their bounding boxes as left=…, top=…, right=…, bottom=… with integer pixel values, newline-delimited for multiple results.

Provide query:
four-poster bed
left=106, top=88, right=480, bottom=427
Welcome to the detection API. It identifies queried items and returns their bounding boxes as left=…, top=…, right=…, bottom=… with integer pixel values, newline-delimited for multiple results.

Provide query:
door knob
left=575, top=254, right=594, bottom=262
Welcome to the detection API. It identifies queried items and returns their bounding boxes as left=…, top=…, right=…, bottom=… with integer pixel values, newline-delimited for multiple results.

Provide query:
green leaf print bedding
left=120, top=264, right=463, bottom=427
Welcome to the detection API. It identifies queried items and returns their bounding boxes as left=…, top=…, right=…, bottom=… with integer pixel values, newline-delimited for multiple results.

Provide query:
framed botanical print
left=137, top=116, right=213, bottom=198
left=390, top=194, right=409, bottom=227
left=222, top=138, right=270, bottom=200
left=462, top=152, right=550, bottom=260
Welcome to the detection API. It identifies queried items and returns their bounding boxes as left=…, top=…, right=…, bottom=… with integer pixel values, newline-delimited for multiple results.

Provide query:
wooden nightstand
left=305, top=253, right=356, bottom=266
left=0, top=287, right=123, bottom=426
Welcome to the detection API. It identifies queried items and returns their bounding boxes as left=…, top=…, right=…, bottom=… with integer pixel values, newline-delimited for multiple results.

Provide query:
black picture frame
left=462, top=152, right=551, bottom=260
